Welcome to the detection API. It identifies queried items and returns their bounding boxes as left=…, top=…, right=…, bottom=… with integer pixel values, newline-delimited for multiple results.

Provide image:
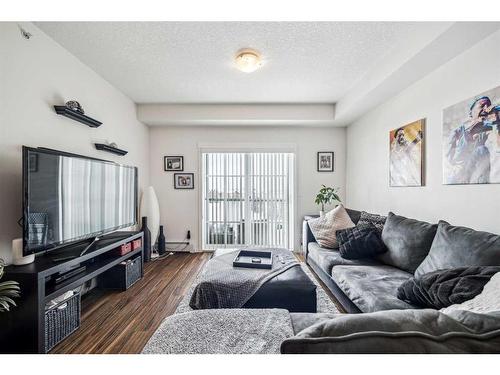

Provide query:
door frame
left=197, top=142, right=298, bottom=251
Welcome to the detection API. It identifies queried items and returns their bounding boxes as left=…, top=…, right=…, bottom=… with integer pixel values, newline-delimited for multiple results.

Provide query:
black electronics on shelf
left=54, top=105, right=102, bottom=128
left=94, top=143, right=128, bottom=156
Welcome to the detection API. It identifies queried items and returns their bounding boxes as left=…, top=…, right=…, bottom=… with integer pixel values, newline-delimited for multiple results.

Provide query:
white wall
left=149, top=126, right=346, bottom=251
left=0, top=23, right=150, bottom=264
left=346, top=29, right=500, bottom=233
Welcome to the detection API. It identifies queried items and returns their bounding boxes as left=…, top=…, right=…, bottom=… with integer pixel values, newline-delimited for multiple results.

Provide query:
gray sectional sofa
left=303, top=209, right=500, bottom=314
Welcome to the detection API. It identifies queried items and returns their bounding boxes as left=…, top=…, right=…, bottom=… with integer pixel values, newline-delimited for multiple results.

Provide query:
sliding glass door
left=202, top=152, right=294, bottom=250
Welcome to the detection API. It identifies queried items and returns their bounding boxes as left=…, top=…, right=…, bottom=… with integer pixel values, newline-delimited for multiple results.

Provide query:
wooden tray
left=233, top=250, right=273, bottom=269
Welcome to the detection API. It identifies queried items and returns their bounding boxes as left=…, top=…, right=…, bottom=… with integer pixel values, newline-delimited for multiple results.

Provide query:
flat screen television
left=22, top=147, right=138, bottom=256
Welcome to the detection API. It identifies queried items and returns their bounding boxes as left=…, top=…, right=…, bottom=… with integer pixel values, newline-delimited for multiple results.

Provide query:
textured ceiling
left=36, top=22, right=425, bottom=103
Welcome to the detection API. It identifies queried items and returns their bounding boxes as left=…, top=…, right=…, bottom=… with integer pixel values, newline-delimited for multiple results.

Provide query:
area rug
left=142, top=308, right=293, bottom=354
left=175, top=261, right=341, bottom=314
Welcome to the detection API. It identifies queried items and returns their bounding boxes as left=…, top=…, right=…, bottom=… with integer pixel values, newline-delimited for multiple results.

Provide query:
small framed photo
left=317, top=152, right=334, bottom=172
left=164, top=156, right=184, bottom=171
left=174, top=173, right=194, bottom=189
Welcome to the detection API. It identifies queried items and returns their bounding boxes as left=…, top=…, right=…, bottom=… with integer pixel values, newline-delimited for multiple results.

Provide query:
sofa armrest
left=282, top=328, right=500, bottom=354
left=302, top=215, right=319, bottom=258
left=281, top=309, right=500, bottom=354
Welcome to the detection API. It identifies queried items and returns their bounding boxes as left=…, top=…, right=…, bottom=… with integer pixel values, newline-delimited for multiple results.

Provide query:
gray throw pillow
left=414, top=221, right=500, bottom=278
left=357, top=211, right=386, bottom=234
left=379, top=212, right=438, bottom=273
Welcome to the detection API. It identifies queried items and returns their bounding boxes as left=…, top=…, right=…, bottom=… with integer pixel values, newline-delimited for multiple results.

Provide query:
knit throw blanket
left=189, top=248, right=299, bottom=309
left=398, top=266, right=500, bottom=309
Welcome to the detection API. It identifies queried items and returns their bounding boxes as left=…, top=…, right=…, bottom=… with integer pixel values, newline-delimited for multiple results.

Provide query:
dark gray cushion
left=357, top=211, right=386, bottom=234
left=415, top=221, right=500, bottom=278
left=282, top=309, right=500, bottom=354
left=345, top=208, right=361, bottom=225
left=336, top=223, right=387, bottom=259
left=330, top=264, right=416, bottom=312
left=379, top=212, right=438, bottom=273
left=307, top=243, right=378, bottom=274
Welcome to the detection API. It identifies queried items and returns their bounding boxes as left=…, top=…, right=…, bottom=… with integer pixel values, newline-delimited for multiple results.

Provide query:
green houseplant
left=0, top=258, right=20, bottom=313
left=314, top=185, right=341, bottom=216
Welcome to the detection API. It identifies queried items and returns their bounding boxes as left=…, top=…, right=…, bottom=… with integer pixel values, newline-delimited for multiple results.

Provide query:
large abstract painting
left=389, top=119, right=424, bottom=187
left=443, top=86, right=500, bottom=185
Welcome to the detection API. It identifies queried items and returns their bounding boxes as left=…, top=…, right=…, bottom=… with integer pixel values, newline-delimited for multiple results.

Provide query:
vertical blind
left=202, top=152, right=294, bottom=250
left=59, top=157, right=135, bottom=241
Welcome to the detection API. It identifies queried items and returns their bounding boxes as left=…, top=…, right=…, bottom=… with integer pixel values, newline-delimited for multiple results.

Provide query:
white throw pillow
left=441, top=272, right=500, bottom=315
left=307, top=204, right=355, bottom=249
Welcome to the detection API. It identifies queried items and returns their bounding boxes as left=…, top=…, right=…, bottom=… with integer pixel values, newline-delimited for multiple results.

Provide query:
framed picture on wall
left=317, top=152, right=334, bottom=172
left=174, top=173, right=194, bottom=189
left=389, top=119, right=425, bottom=187
left=443, top=85, right=500, bottom=185
left=164, top=156, right=184, bottom=171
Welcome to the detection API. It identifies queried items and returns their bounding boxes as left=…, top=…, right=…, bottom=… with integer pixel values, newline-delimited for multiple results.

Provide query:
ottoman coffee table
left=213, top=248, right=317, bottom=312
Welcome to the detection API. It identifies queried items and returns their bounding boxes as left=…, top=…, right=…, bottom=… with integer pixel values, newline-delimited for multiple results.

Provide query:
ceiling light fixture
left=235, top=49, right=263, bottom=73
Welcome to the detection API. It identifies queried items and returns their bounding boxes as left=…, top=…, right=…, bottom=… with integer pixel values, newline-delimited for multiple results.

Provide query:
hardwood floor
left=51, top=252, right=211, bottom=354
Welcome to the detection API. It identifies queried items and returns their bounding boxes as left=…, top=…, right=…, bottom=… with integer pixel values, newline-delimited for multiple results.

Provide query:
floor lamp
left=140, top=186, right=160, bottom=256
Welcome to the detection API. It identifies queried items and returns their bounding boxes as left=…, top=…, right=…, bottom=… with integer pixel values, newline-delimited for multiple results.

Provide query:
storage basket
left=99, top=255, right=142, bottom=290
left=125, top=256, right=142, bottom=288
left=44, top=291, right=81, bottom=352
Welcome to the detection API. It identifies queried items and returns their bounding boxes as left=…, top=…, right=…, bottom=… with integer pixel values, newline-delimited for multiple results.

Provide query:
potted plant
left=0, top=259, right=20, bottom=313
left=314, top=185, right=341, bottom=216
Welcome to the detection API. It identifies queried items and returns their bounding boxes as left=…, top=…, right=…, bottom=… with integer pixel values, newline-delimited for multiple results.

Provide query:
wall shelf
left=94, top=143, right=128, bottom=156
left=54, top=105, right=102, bottom=128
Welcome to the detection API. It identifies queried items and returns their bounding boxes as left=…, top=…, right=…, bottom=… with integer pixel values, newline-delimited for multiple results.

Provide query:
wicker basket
left=125, top=256, right=142, bottom=289
left=99, top=255, right=142, bottom=291
left=44, top=291, right=81, bottom=352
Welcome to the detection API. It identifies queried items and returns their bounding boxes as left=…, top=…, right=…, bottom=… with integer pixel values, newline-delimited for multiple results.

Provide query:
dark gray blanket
left=397, top=266, right=500, bottom=309
left=189, top=248, right=299, bottom=310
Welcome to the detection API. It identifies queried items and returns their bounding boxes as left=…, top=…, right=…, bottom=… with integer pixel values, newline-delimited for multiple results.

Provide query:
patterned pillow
left=336, top=222, right=371, bottom=245
left=336, top=223, right=387, bottom=259
left=307, top=204, right=355, bottom=248
left=357, top=211, right=386, bottom=234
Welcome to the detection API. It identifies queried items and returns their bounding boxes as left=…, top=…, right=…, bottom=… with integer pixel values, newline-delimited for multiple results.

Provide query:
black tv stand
left=0, top=231, right=144, bottom=354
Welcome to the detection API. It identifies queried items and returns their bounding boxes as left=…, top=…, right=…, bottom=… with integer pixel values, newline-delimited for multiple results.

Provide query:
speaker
left=12, top=238, right=35, bottom=266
